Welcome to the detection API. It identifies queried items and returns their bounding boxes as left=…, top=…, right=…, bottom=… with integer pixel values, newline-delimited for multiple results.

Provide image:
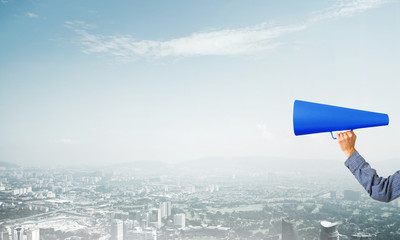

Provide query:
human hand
left=337, top=131, right=357, bottom=158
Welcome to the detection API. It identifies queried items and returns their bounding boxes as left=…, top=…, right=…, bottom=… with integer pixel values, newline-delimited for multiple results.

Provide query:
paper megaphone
left=293, top=100, right=389, bottom=139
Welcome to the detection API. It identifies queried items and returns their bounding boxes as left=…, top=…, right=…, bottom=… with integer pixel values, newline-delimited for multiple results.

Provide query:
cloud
left=66, top=0, right=388, bottom=59
left=27, top=12, right=39, bottom=18
left=309, top=0, right=388, bottom=23
left=60, top=138, right=76, bottom=144
left=66, top=21, right=305, bottom=58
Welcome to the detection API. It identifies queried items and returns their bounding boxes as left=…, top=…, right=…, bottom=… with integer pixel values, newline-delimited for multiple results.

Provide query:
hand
left=337, top=131, right=357, bottom=158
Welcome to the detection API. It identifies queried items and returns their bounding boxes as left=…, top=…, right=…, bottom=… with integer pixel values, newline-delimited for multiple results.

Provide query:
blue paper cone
left=293, top=100, right=389, bottom=136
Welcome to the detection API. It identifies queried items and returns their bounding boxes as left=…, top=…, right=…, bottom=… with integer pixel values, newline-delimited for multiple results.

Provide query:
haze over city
left=2, top=1, right=400, bottom=240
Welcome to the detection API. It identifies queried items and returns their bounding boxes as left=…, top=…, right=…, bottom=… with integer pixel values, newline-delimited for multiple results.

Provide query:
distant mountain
left=112, top=160, right=167, bottom=168
left=0, top=161, right=19, bottom=169
left=176, top=155, right=347, bottom=176
left=106, top=156, right=349, bottom=177
left=109, top=160, right=171, bottom=176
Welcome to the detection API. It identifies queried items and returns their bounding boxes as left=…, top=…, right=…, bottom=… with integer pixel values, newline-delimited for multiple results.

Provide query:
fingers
left=344, top=131, right=352, bottom=138
left=337, top=132, right=343, bottom=141
left=337, top=131, right=356, bottom=141
left=345, top=130, right=356, bottom=139
left=338, top=132, right=347, bottom=140
left=337, top=130, right=357, bottom=158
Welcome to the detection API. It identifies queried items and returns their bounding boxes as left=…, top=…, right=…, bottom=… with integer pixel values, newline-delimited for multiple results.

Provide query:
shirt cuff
left=344, top=151, right=366, bottom=173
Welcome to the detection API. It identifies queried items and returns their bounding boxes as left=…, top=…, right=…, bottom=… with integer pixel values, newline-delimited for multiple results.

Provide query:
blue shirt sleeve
left=345, top=151, right=400, bottom=202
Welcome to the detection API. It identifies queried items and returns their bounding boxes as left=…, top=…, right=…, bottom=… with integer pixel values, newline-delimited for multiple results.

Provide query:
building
left=27, top=229, right=40, bottom=240
left=282, top=218, right=299, bottom=240
left=173, top=213, right=185, bottom=228
left=129, top=211, right=141, bottom=221
left=351, top=233, right=372, bottom=239
left=150, top=208, right=161, bottom=229
left=160, top=202, right=167, bottom=219
left=123, top=220, right=134, bottom=240
left=126, top=227, right=157, bottom=240
left=320, top=221, right=339, bottom=240
left=182, top=226, right=230, bottom=239
left=344, top=190, right=361, bottom=201
left=160, top=201, right=172, bottom=219
left=0, top=227, right=11, bottom=240
left=167, top=202, right=171, bottom=216
left=141, top=219, right=149, bottom=229
left=140, top=212, right=150, bottom=229
left=111, top=219, right=124, bottom=240
left=12, top=226, right=23, bottom=240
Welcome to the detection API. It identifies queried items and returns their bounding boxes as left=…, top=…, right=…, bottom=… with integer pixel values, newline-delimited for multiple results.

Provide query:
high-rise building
left=344, top=190, right=361, bottom=201
left=27, top=229, right=40, bottom=240
left=111, top=219, right=124, bottom=240
left=160, top=202, right=167, bottom=219
left=167, top=202, right=171, bottom=217
left=320, top=221, right=339, bottom=240
left=141, top=212, right=150, bottom=229
left=173, top=213, right=185, bottom=228
left=282, top=218, right=299, bottom=240
left=150, top=208, right=161, bottom=229
left=12, top=226, right=23, bottom=240
left=0, top=227, right=11, bottom=240
left=123, top=220, right=134, bottom=240
left=159, top=201, right=172, bottom=219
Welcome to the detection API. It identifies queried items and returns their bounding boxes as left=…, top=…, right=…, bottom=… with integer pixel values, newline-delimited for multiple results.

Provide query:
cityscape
left=2, top=0, right=400, bottom=240
left=1, top=158, right=400, bottom=240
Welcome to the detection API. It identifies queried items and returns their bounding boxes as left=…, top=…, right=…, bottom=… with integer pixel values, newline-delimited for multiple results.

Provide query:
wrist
left=344, top=148, right=356, bottom=158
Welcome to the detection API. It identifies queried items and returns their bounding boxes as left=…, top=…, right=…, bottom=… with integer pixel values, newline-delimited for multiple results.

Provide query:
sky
left=1, top=0, right=400, bottom=167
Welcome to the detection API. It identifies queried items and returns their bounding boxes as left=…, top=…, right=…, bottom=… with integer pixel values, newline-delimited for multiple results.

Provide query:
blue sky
left=1, top=0, right=400, bottom=167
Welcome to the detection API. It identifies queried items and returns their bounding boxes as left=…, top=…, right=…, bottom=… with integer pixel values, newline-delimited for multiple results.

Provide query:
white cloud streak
left=309, top=0, right=388, bottom=23
left=65, top=21, right=305, bottom=58
left=66, top=0, right=388, bottom=59
left=27, top=12, right=39, bottom=18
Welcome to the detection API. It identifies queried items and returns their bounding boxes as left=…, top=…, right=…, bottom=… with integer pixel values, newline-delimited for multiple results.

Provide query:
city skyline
left=0, top=161, right=397, bottom=239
